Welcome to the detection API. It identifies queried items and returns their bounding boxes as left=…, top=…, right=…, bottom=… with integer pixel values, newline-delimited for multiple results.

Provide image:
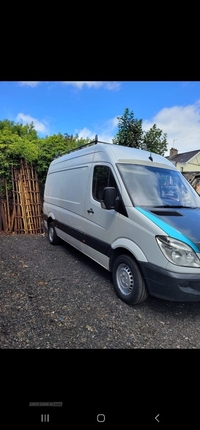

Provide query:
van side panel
left=44, top=161, right=92, bottom=252
left=45, top=165, right=89, bottom=216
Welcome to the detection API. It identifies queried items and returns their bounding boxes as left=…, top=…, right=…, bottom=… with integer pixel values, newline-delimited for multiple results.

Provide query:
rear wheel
left=48, top=222, right=60, bottom=245
left=112, top=254, right=148, bottom=305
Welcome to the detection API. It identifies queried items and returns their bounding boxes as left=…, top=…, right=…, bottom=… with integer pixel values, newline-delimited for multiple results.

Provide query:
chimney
left=170, top=147, right=178, bottom=157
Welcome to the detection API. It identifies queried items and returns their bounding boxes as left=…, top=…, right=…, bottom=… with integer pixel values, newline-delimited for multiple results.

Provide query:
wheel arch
left=109, top=247, right=137, bottom=272
left=109, top=246, right=149, bottom=295
left=109, top=238, right=148, bottom=273
left=47, top=212, right=56, bottom=226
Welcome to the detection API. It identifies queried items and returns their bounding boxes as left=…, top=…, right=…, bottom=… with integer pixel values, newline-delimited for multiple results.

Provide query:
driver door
left=84, top=164, right=120, bottom=269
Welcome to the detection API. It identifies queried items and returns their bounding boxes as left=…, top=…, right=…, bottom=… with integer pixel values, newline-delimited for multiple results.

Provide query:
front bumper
left=140, top=262, right=200, bottom=301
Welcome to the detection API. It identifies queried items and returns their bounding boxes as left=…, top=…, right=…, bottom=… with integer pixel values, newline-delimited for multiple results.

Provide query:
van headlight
left=156, top=236, right=200, bottom=267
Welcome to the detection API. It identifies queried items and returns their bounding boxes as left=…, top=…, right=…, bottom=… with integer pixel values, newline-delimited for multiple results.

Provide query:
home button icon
left=97, top=414, right=106, bottom=423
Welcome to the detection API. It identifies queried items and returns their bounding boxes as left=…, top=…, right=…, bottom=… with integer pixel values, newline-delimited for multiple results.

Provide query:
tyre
left=48, top=222, right=60, bottom=245
left=112, top=254, right=148, bottom=305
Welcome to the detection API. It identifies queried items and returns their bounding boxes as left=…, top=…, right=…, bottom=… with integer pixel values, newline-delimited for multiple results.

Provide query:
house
left=166, top=147, right=200, bottom=173
left=166, top=147, right=200, bottom=195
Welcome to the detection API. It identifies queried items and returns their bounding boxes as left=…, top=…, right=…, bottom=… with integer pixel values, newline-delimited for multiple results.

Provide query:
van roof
left=104, top=143, right=174, bottom=166
left=50, top=142, right=174, bottom=168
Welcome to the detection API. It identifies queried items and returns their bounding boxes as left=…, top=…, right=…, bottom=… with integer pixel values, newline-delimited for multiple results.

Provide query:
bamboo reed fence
left=0, top=161, right=43, bottom=234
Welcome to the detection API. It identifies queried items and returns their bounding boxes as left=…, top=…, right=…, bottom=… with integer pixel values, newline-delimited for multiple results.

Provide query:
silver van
left=43, top=140, right=200, bottom=305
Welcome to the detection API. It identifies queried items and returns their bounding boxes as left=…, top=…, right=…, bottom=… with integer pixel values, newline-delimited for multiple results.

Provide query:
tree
left=35, top=133, right=68, bottom=183
left=112, top=108, right=143, bottom=148
left=0, top=120, right=39, bottom=177
left=113, top=109, right=168, bottom=155
left=0, top=118, right=98, bottom=198
left=64, top=133, right=92, bottom=149
left=36, top=133, right=92, bottom=185
left=143, top=124, right=168, bottom=156
left=0, top=120, right=39, bottom=197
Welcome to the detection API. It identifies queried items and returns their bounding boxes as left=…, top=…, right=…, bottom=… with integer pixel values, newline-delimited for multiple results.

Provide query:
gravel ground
left=1, top=233, right=200, bottom=349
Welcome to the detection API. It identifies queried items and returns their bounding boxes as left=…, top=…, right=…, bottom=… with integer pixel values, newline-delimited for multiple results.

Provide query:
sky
left=1, top=81, right=200, bottom=155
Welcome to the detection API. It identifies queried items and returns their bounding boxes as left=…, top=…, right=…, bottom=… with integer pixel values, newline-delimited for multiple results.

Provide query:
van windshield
left=117, top=163, right=200, bottom=208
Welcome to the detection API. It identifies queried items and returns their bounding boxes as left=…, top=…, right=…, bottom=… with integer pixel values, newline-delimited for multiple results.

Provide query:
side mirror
left=101, top=187, right=116, bottom=209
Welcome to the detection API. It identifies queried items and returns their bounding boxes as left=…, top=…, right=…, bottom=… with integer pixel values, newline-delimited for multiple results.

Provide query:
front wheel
left=48, top=222, right=60, bottom=245
left=112, top=255, right=148, bottom=305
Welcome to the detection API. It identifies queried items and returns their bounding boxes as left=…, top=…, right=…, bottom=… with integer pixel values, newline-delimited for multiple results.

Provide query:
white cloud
left=77, top=127, right=95, bottom=140
left=143, top=101, right=200, bottom=155
left=16, top=113, right=49, bottom=134
left=18, top=81, right=40, bottom=87
left=61, top=81, right=120, bottom=90
left=76, top=102, right=200, bottom=156
left=77, top=115, right=119, bottom=143
left=103, top=82, right=120, bottom=90
left=105, top=116, right=119, bottom=128
left=77, top=127, right=114, bottom=143
left=17, top=81, right=121, bottom=90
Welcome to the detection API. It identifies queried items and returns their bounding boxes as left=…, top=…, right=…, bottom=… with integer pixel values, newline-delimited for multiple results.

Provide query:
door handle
left=87, top=208, right=94, bottom=214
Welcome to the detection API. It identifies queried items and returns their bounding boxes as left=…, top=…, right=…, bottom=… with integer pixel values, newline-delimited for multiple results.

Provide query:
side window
left=92, top=165, right=118, bottom=201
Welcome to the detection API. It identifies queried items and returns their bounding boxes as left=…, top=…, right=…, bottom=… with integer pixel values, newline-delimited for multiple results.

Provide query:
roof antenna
left=95, top=134, right=98, bottom=144
left=149, top=153, right=153, bottom=162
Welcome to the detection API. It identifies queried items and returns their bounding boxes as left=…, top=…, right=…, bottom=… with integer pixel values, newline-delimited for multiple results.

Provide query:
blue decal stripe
left=135, top=206, right=199, bottom=252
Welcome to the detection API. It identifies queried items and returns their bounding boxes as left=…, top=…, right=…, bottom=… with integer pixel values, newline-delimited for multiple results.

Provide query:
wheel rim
left=116, top=263, right=134, bottom=295
left=49, top=226, right=54, bottom=242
